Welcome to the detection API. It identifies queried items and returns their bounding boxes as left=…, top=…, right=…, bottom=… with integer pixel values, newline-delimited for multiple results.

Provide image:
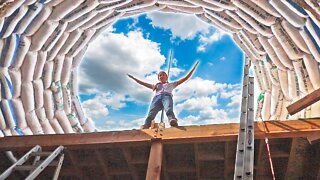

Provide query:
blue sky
left=78, top=11, right=244, bottom=131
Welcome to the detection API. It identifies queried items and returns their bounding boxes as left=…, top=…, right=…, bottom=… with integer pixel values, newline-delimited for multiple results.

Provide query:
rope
left=261, top=119, right=276, bottom=180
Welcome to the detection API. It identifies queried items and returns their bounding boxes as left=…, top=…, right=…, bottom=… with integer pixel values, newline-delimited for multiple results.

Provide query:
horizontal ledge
left=0, top=119, right=320, bottom=150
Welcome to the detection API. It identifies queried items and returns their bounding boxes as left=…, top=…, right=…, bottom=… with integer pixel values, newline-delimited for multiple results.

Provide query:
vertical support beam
left=194, top=143, right=201, bottom=180
left=122, top=148, right=140, bottom=180
left=95, top=150, right=111, bottom=180
left=146, top=139, right=163, bottom=180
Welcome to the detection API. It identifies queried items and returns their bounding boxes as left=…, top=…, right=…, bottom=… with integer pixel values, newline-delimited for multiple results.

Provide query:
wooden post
left=146, top=139, right=163, bottom=180
left=287, top=88, right=320, bottom=115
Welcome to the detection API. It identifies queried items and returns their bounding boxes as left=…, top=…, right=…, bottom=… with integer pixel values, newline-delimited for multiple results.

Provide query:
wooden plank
left=0, top=120, right=320, bottom=150
left=146, top=139, right=163, bottom=180
left=122, top=148, right=139, bottom=180
left=285, top=138, right=309, bottom=179
left=287, top=88, right=320, bottom=115
left=255, top=139, right=272, bottom=179
left=194, top=144, right=200, bottom=180
left=95, top=150, right=111, bottom=180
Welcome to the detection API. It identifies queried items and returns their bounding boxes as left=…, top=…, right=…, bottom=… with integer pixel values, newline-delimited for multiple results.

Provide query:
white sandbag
left=264, top=56, right=280, bottom=86
left=66, top=10, right=97, bottom=32
left=44, top=89, right=55, bottom=120
left=280, top=0, right=308, bottom=18
left=258, top=36, right=287, bottom=71
left=225, top=10, right=257, bottom=34
left=238, top=31, right=262, bottom=59
left=67, top=29, right=95, bottom=57
left=82, top=118, right=96, bottom=132
left=80, top=10, right=113, bottom=30
left=2, top=128, right=12, bottom=136
left=259, top=60, right=271, bottom=91
left=268, top=37, right=294, bottom=70
left=21, top=51, right=37, bottom=83
left=24, top=6, right=53, bottom=36
left=11, top=35, right=31, bottom=69
left=305, top=18, right=320, bottom=48
left=167, top=5, right=203, bottom=14
left=72, top=96, right=86, bottom=124
left=1, top=5, right=28, bottom=38
left=235, top=9, right=273, bottom=37
left=92, top=11, right=124, bottom=30
left=29, top=20, right=59, bottom=51
left=1, top=0, right=25, bottom=18
left=269, top=0, right=305, bottom=28
left=21, top=126, right=33, bottom=135
left=0, top=9, right=18, bottom=38
left=46, top=0, right=64, bottom=7
left=24, top=0, right=38, bottom=5
left=303, top=54, right=320, bottom=89
left=203, top=0, right=236, bottom=11
left=253, top=62, right=266, bottom=92
left=204, top=13, right=238, bottom=33
left=310, top=101, right=320, bottom=118
left=62, top=84, right=72, bottom=114
left=55, top=110, right=73, bottom=133
left=95, top=0, right=131, bottom=13
left=292, top=59, right=314, bottom=95
left=244, top=30, right=266, bottom=55
left=1, top=99, right=18, bottom=128
left=43, top=61, right=54, bottom=89
left=0, top=68, right=14, bottom=99
left=70, top=68, right=78, bottom=96
left=63, top=0, right=99, bottom=22
left=183, top=0, right=223, bottom=11
left=48, top=0, right=85, bottom=21
left=270, top=85, right=283, bottom=119
left=233, top=34, right=258, bottom=62
left=287, top=69, right=300, bottom=101
left=52, top=81, right=64, bottom=111
left=40, top=118, right=55, bottom=134
left=49, top=118, right=64, bottom=134
left=0, top=129, right=3, bottom=137
left=158, top=0, right=197, bottom=8
left=279, top=98, right=290, bottom=120
left=0, top=106, right=6, bottom=130
left=53, top=55, right=65, bottom=82
left=278, top=69, right=291, bottom=101
left=35, top=107, right=46, bottom=121
left=11, top=98, right=27, bottom=129
left=72, top=46, right=87, bottom=68
left=58, top=29, right=82, bottom=55
left=305, top=9, right=320, bottom=29
left=205, top=9, right=242, bottom=30
left=89, top=23, right=111, bottom=43
left=299, top=28, right=320, bottom=62
left=15, top=2, right=44, bottom=34
left=8, top=68, right=21, bottom=98
left=61, top=56, right=73, bottom=85
left=33, top=51, right=47, bottom=80
left=26, top=110, right=44, bottom=134
left=116, top=0, right=156, bottom=12
left=21, top=82, right=35, bottom=113
left=47, top=32, right=69, bottom=61
left=42, top=21, right=67, bottom=51
left=1, top=34, right=19, bottom=68
left=33, top=80, right=44, bottom=109
left=124, top=3, right=166, bottom=14
left=271, top=21, right=303, bottom=60
left=67, top=112, right=83, bottom=133
left=233, top=0, right=276, bottom=26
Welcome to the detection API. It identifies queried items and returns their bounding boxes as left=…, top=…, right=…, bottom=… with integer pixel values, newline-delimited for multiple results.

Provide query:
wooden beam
left=255, top=139, right=272, bottom=179
left=285, top=138, right=309, bottom=179
left=194, top=144, right=200, bottom=180
left=287, top=88, right=320, bottom=115
left=94, top=150, right=111, bottom=180
left=161, top=150, right=170, bottom=180
left=122, top=148, right=140, bottom=180
left=1, top=120, right=320, bottom=150
left=67, top=150, right=83, bottom=179
left=146, top=139, right=163, bottom=180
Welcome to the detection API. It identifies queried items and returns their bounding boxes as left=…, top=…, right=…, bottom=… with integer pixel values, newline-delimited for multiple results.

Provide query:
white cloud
left=146, top=11, right=210, bottom=40
left=197, top=29, right=229, bottom=52
left=82, top=98, right=109, bottom=120
left=175, top=96, right=218, bottom=115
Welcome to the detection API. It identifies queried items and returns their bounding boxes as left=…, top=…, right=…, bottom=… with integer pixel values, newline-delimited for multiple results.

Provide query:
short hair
left=158, top=71, right=167, bottom=80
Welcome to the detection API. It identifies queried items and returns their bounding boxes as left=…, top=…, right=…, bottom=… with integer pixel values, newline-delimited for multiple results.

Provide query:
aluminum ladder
left=234, top=56, right=255, bottom=179
left=0, top=145, right=64, bottom=180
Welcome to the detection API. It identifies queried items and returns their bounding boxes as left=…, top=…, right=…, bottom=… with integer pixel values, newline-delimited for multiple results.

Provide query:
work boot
left=140, top=124, right=150, bottom=129
left=169, top=119, right=178, bottom=127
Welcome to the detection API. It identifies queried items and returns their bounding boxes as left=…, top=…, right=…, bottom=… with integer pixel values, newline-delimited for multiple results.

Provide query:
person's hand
left=194, top=60, right=200, bottom=67
left=127, top=73, right=133, bottom=79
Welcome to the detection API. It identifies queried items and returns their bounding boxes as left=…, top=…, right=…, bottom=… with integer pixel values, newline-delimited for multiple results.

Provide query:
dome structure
left=0, top=0, right=319, bottom=136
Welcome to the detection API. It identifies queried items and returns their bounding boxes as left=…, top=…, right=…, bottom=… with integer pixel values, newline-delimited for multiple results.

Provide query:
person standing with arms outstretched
left=127, top=61, right=199, bottom=129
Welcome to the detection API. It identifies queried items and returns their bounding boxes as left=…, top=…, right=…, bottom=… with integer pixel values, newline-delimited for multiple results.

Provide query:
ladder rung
left=14, top=165, right=35, bottom=171
left=36, top=160, right=60, bottom=166
left=31, top=152, right=52, bottom=156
